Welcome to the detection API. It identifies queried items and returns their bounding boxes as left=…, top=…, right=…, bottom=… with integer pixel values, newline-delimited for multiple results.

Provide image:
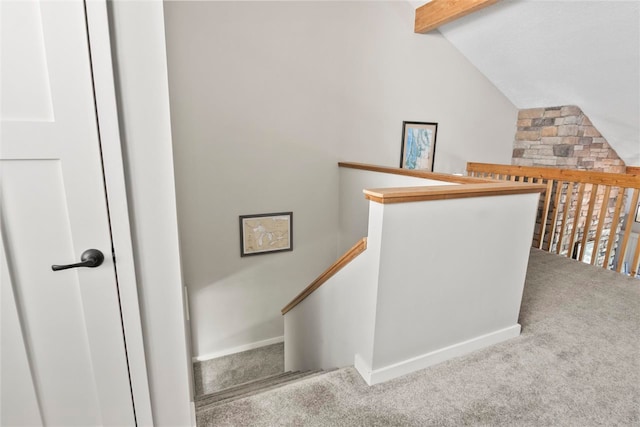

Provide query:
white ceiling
left=412, top=0, right=640, bottom=166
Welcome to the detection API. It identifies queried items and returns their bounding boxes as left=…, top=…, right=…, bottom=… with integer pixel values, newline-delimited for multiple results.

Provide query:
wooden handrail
left=364, top=182, right=545, bottom=204
left=467, top=162, right=640, bottom=276
left=283, top=163, right=548, bottom=315
left=468, top=162, right=640, bottom=187
left=339, top=162, right=497, bottom=184
left=281, top=238, right=367, bottom=315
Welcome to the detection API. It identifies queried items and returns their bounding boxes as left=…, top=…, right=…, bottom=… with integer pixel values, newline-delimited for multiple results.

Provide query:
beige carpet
left=197, top=249, right=640, bottom=426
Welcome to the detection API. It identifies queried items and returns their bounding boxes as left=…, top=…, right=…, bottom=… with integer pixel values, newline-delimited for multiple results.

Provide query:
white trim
left=360, top=325, right=521, bottom=386
left=193, top=336, right=285, bottom=362
left=84, top=2, right=153, bottom=425
left=190, top=401, right=197, bottom=427
left=354, top=353, right=373, bottom=384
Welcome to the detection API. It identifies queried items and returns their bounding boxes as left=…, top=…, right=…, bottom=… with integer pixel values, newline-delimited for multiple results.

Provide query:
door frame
left=85, top=1, right=153, bottom=424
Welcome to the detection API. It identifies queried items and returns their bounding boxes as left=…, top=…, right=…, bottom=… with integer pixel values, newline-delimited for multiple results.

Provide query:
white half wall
left=163, top=0, right=518, bottom=359
left=371, top=193, right=540, bottom=371
left=338, top=167, right=456, bottom=254
left=107, top=1, right=192, bottom=425
left=284, top=249, right=379, bottom=373
left=285, top=187, right=541, bottom=385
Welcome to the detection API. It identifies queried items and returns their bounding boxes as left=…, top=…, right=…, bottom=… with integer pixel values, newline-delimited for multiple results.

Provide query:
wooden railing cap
left=339, top=162, right=497, bottom=184
left=363, top=182, right=545, bottom=204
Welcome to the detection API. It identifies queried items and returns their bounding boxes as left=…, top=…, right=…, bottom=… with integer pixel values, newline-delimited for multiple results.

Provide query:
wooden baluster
left=567, top=182, right=586, bottom=259
left=631, top=230, right=640, bottom=277
left=556, top=182, right=575, bottom=255
left=591, top=185, right=612, bottom=266
left=548, top=181, right=564, bottom=253
left=510, top=175, right=517, bottom=182
left=604, top=187, right=626, bottom=270
left=616, top=188, right=640, bottom=272
left=538, top=179, right=554, bottom=250
left=579, top=184, right=599, bottom=262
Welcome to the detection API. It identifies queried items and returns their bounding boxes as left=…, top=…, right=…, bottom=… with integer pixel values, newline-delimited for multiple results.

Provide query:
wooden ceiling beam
left=415, top=0, right=500, bottom=34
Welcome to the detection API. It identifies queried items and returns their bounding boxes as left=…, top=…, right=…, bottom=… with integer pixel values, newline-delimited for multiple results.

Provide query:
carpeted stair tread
left=203, top=369, right=336, bottom=410
left=199, top=370, right=326, bottom=410
left=195, top=370, right=322, bottom=409
left=195, top=371, right=295, bottom=407
left=195, top=371, right=292, bottom=402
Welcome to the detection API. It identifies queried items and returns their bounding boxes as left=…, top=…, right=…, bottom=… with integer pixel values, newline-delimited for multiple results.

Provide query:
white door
left=1, top=1, right=136, bottom=425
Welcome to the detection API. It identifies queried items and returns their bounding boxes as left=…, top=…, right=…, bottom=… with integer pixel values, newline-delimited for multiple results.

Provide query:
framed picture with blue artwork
left=400, top=121, right=438, bottom=171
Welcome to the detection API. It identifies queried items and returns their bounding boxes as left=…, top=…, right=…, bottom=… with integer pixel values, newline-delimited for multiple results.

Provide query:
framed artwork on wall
left=239, top=212, right=293, bottom=257
left=635, top=203, right=640, bottom=223
left=400, top=121, right=438, bottom=171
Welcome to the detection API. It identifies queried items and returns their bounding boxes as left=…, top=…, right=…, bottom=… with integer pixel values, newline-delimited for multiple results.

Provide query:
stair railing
left=282, top=162, right=546, bottom=384
left=281, top=237, right=367, bottom=315
left=467, top=162, right=640, bottom=276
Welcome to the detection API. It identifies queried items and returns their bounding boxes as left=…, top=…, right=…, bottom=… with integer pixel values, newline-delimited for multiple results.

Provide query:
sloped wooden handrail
left=282, top=238, right=367, bottom=315
left=467, top=162, right=640, bottom=276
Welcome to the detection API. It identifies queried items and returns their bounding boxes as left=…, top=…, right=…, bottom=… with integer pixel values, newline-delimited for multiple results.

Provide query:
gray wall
left=163, top=0, right=518, bottom=360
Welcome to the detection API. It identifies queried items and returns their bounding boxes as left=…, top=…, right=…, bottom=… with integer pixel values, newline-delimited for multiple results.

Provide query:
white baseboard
left=192, top=336, right=284, bottom=362
left=356, top=324, right=521, bottom=386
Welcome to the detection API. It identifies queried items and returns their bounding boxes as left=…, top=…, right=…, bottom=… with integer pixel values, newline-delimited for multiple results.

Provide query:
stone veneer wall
left=512, top=106, right=626, bottom=266
left=513, top=105, right=625, bottom=172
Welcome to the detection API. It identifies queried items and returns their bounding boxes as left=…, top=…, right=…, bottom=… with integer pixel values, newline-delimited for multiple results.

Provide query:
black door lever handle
left=52, top=249, right=105, bottom=271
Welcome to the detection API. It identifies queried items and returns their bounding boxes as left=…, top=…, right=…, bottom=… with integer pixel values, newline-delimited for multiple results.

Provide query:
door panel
left=0, top=1, right=135, bottom=425
left=1, top=229, right=43, bottom=426
left=0, top=0, right=53, bottom=122
left=1, top=160, right=102, bottom=424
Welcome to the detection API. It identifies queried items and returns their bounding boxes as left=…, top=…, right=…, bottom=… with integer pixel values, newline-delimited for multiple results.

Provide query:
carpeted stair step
left=195, top=370, right=324, bottom=409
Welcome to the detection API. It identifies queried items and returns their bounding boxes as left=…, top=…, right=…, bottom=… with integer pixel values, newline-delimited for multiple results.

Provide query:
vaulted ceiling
left=411, top=0, right=640, bottom=166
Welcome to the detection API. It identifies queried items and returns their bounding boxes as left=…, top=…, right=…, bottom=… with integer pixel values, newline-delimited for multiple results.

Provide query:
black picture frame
left=400, top=121, right=438, bottom=171
left=239, top=212, right=293, bottom=257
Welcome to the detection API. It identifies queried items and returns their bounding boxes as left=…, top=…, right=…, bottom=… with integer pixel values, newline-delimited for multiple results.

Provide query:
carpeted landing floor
left=197, top=249, right=640, bottom=426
